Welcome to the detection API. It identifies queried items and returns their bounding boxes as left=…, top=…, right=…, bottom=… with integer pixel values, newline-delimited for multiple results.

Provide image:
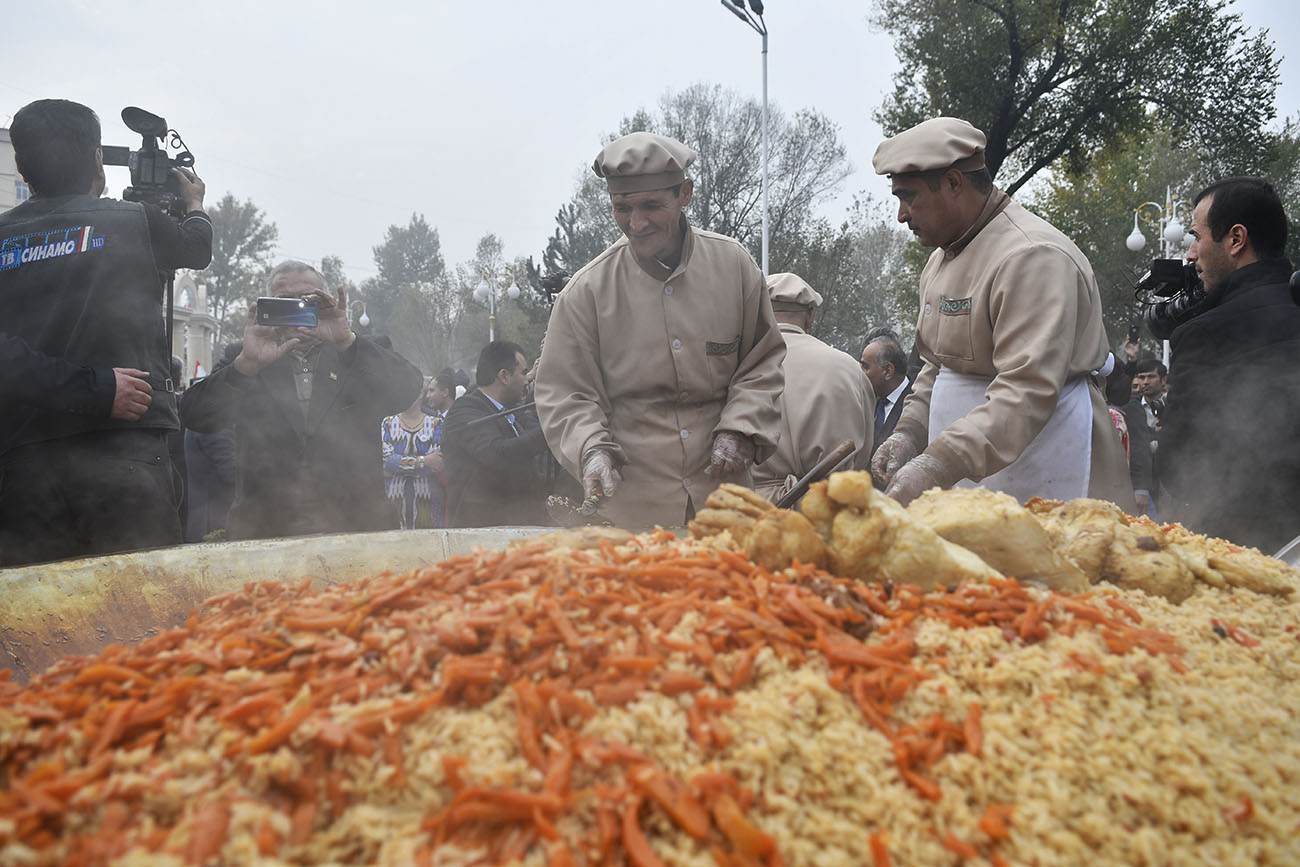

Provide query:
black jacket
left=870, top=379, right=913, bottom=457
left=441, top=391, right=550, bottom=527
left=1117, top=397, right=1154, bottom=496
left=0, top=195, right=212, bottom=454
left=1161, top=258, right=1300, bottom=552
left=181, top=337, right=421, bottom=540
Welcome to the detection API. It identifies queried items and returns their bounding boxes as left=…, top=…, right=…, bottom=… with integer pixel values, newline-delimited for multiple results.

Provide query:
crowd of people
left=2, top=99, right=1298, bottom=570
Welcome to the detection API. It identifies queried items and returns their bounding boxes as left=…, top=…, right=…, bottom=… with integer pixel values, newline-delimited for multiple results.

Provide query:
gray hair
left=867, top=336, right=909, bottom=376
left=266, top=260, right=324, bottom=291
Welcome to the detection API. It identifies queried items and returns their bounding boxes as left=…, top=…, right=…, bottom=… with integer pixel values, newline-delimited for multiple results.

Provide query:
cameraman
left=1160, top=177, right=1299, bottom=551
left=0, top=99, right=212, bottom=567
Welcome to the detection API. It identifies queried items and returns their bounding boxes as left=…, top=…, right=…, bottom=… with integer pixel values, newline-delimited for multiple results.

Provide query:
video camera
left=539, top=271, right=570, bottom=303
left=1135, top=258, right=1207, bottom=341
left=100, top=107, right=196, bottom=221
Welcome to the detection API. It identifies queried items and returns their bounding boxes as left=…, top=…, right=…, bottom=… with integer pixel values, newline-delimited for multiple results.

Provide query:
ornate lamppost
left=1125, top=186, right=1192, bottom=365
left=473, top=276, right=521, bottom=342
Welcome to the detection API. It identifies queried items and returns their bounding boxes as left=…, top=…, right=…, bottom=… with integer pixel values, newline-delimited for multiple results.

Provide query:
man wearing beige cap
left=869, top=117, right=1131, bottom=509
left=752, top=272, right=873, bottom=501
left=535, top=131, right=786, bottom=528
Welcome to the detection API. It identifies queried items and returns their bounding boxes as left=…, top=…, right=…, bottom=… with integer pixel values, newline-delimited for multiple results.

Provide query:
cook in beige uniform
left=752, top=272, right=873, bottom=502
left=869, top=117, right=1132, bottom=510
left=535, top=132, right=786, bottom=529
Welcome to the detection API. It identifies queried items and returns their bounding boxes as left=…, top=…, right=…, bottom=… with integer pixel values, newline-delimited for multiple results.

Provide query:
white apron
left=928, top=369, right=1092, bottom=503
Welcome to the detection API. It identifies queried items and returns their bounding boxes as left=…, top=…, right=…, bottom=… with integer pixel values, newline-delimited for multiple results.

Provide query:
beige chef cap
left=593, top=132, right=697, bottom=194
left=872, top=117, right=987, bottom=176
left=766, top=272, right=823, bottom=310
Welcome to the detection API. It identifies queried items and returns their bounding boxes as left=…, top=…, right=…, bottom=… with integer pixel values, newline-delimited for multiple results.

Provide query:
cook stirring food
left=869, top=117, right=1132, bottom=510
left=535, top=132, right=786, bottom=529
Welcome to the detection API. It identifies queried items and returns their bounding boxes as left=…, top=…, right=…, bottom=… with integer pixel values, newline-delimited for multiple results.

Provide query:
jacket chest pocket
left=704, top=334, right=741, bottom=390
left=935, top=296, right=975, bottom=361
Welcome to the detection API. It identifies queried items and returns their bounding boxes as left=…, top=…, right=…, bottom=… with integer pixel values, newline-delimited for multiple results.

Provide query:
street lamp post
left=473, top=277, right=521, bottom=342
left=720, top=0, right=769, bottom=275
left=1126, top=186, right=1192, bottom=261
left=347, top=300, right=370, bottom=331
left=1124, top=186, right=1192, bottom=366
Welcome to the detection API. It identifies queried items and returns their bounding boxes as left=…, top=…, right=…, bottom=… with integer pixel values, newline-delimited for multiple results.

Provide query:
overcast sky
left=2, top=0, right=1294, bottom=282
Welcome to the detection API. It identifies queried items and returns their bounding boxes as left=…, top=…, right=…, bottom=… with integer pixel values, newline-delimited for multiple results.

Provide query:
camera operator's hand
left=171, top=167, right=205, bottom=213
left=296, top=284, right=356, bottom=354
left=234, top=303, right=302, bottom=377
left=1123, top=335, right=1140, bottom=363
left=110, top=368, right=153, bottom=421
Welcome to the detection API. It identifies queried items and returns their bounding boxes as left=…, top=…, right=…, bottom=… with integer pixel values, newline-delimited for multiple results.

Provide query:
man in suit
left=441, top=341, right=551, bottom=528
left=181, top=261, right=422, bottom=540
left=859, top=335, right=912, bottom=457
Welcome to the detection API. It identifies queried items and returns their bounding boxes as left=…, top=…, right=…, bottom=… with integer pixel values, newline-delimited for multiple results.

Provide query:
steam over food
left=0, top=480, right=1297, bottom=865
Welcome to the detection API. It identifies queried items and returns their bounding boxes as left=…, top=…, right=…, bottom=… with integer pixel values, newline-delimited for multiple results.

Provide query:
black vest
left=0, top=195, right=179, bottom=448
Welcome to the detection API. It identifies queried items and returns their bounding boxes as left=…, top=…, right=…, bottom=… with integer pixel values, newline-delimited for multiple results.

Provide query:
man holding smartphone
left=181, top=261, right=422, bottom=539
left=0, top=99, right=212, bottom=567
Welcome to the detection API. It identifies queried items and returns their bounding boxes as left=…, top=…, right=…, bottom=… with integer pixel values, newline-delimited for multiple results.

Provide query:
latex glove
left=883, top=453, right=950, bottom=506
left=709, top=431, right=755, bottom=477
left=582, top=449, right=621, bottom=499
left=871, top=431, right=918, bottom=488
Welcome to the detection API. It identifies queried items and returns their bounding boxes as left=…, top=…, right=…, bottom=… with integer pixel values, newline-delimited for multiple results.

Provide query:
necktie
left=875, top=397, right=889, bottom=429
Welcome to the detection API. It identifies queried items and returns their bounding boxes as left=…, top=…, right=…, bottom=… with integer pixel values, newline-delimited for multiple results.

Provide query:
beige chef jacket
left=753, top=323, right=874, bottom=501
left=893, top=192, right=1133, bottom=509
left=536, top=222, right=786, bottom=529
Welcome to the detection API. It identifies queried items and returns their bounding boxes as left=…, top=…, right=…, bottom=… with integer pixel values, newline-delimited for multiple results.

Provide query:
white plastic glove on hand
left=709, top=431, right=756, bottom=477
left=581, top=449, right=621, bottom=499
left=870, top=431, right=919, bottom=488
left=882, top=453, right=949, bottom=507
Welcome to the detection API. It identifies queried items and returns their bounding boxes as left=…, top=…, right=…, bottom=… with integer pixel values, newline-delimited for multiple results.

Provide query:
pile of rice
left=1, top=529, right=1297, bottom=866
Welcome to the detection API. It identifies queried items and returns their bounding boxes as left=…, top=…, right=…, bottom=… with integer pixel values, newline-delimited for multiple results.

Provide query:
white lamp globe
left=1125, top=228, right=1146, bottom=252
left=473, top=281, right=489, bottom=303
left=358, top=310, right=370, bottom=327
left=1163, top=219, right=1185, bottom=245
left=506, top=282, right=521, bottom=300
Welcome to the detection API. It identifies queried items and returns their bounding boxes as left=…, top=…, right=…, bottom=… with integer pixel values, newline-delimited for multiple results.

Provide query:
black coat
left=441, top=391, right=550, bottom=527
left=870, top=379, right=913, bottom=457
left=181, top=337, right=421, bottom=540
left=1117, top=397, right=1154, bottom=496
left=1161, top=258, right=1300, bottom=552
left=184, top=427, right=236, bottom=542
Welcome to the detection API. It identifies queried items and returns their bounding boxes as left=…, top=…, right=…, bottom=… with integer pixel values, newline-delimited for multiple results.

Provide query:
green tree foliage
left=1033, top=117, right=1300, bottom=347
left=1261, top=117, right=1300, bottom=266
left=873, top=0, right=1280, bottom=194
left=204, top=193, right=278, bottom=342
left=454, top=234, right=552, bottom=368
left=538, top=174, right=621, bottom=280
left=317, top=255, right=367, bottom=335
left=1033, top=126, right=1202, bottom=347
left=782, top=198, right=917, bottom=354
left=362, top=213, right=453, bottom=372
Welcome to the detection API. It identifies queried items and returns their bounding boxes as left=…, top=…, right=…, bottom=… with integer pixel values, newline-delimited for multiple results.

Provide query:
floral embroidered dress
left=381, top=413, right=443, bottom=529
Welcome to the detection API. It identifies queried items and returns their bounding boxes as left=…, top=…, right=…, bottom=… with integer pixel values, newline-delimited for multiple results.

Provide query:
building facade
left=0, top=128, right=32, bottom=212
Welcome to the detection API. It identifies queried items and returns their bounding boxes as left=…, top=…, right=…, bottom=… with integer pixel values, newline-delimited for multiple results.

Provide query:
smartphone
left=1128, top=322, right=1141, bottom=343
left=256, top=296, right=318, bottom=328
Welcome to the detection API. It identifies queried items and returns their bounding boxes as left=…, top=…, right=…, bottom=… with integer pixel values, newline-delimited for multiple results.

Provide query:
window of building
left=14, top=180, right=29, bottom=202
